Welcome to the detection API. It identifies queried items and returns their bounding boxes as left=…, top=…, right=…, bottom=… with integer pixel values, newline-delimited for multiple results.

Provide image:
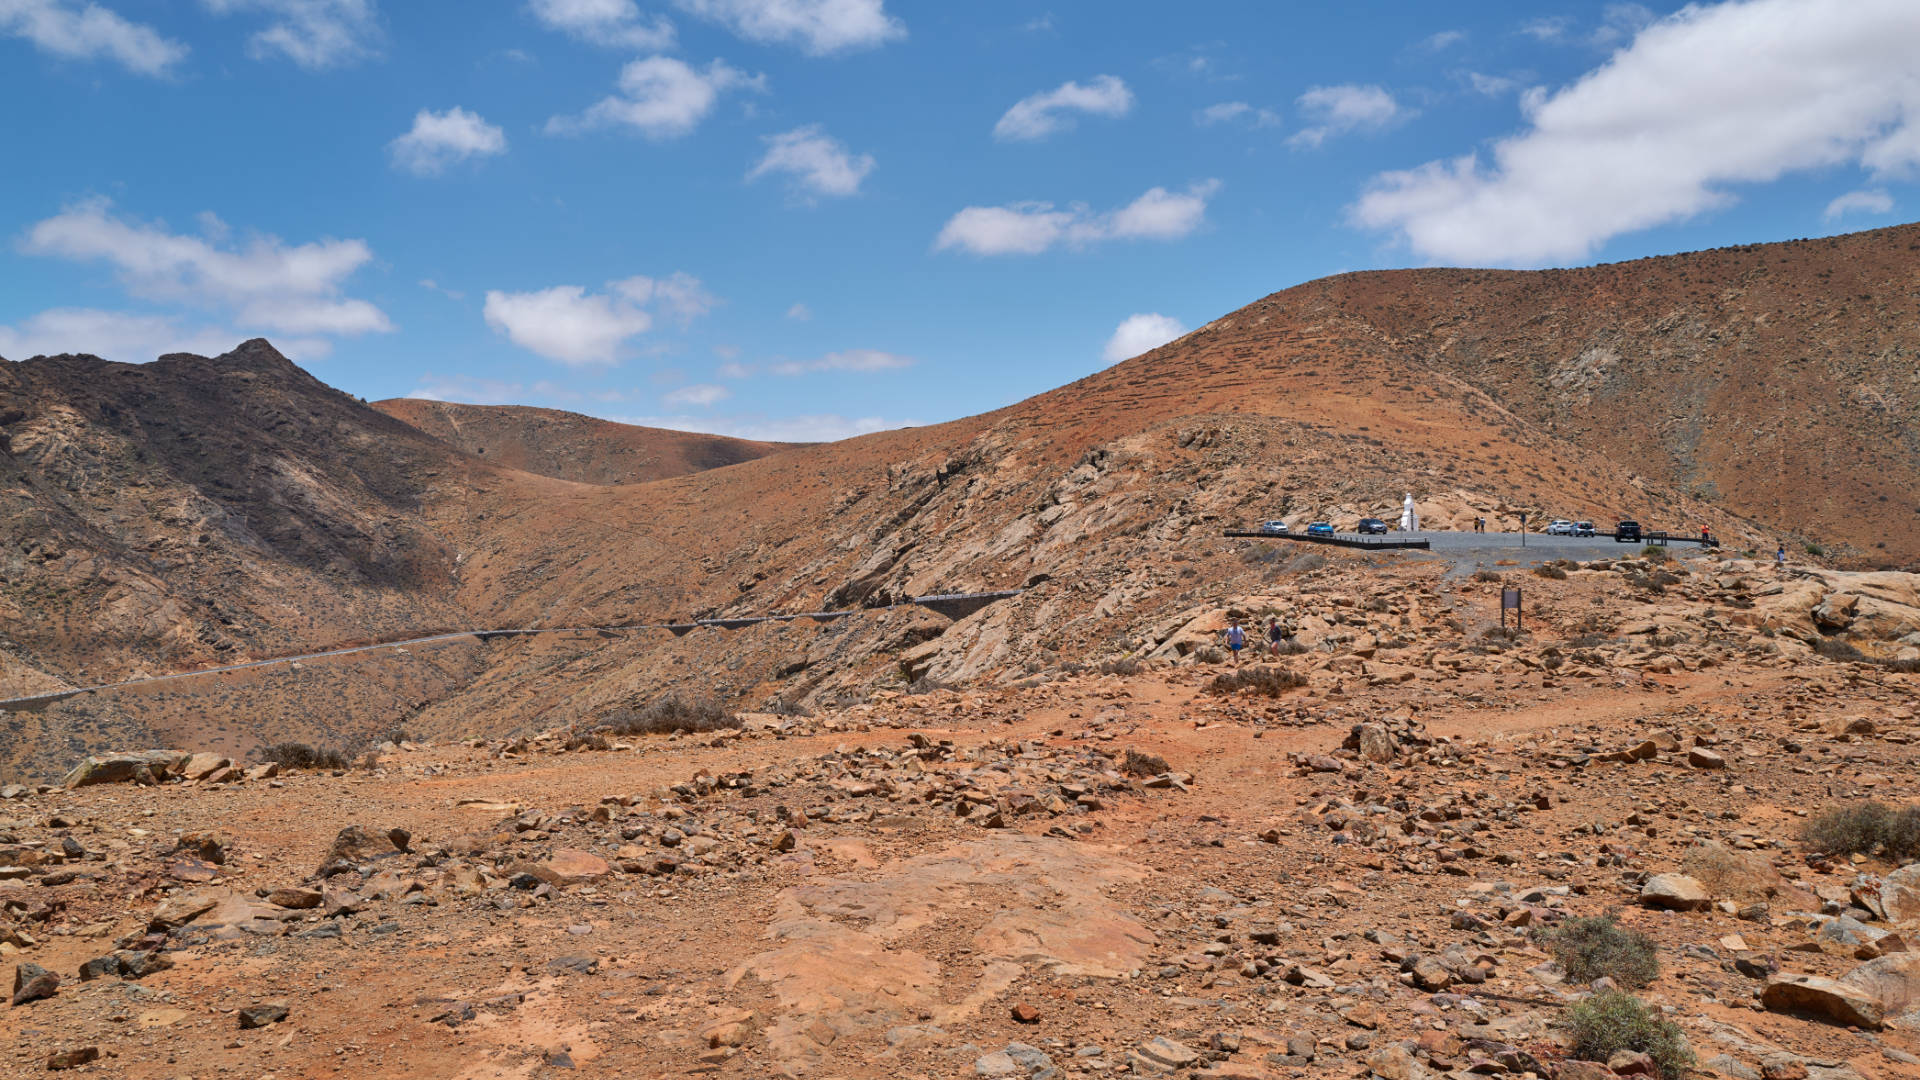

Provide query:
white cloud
left=546, top=55, right=762, bottom=139
left=1825, top=188, right=1894, bottom=220
left=1102, top=313, right=1185, bottom=365
left=527, top=0, right=674, bottom=49
left=0, top=308, right=241, bottom=363
left=747, top=124, right=874, bottom=199
left=620, top=411, right=915, bottom=442
left=1355, top=0, right=1920, bottom=266
left=1288, top=84, right=1403, bottom=148
left=1196, top=101, right=1279, bottom=128
left=673, top=0, right=902, bottom=56
left=404, top=374, right=527, bottom=405
left=769, top=348, right=912, bottom=375
left=389, top=107, right=507, bottom=176
left=21, top=199, right=391, bottom=337
left=419, top=278, right=465, bottom=301
left=935, top=180, right=1221, bottom=256
left=1521, top=16, right=1572, bottom=42
left=662, top=382, right=729, bottom=406
left=1421, top=29, right=1466, bottom=51
left=993, top=75, right=1132, bottom=141
left=1466, top=72, right=1517, bottom=97
left=0, top=0, right=188, bottom=76
left=716, top=360, right=752, bottom=379
left=784, top=302, right=811, bottom=320
left=482, top=273, right=713, bottom=366
left=200, top=0, right=380, bottom=69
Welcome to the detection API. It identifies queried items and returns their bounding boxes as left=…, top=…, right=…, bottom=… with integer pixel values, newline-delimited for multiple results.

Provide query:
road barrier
left=0, top=588, right=1024, bottom=713
left=1222, top=530, right=1431, bottom=550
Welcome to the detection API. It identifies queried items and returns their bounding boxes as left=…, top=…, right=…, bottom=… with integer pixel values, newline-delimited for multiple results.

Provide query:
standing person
left=1224, top=621, right=1247, bottom=666
left=1776, top=544, right=1787, bottom=573
left=1267, top=618, right=1286, bottom=657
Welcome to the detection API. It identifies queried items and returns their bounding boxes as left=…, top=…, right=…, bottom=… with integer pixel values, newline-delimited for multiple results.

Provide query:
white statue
left=1400, top=492, right=1419, bottom=532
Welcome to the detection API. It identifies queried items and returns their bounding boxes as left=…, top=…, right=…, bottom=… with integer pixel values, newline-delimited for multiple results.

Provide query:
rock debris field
left=3, top=552, right=1919, bottom=1080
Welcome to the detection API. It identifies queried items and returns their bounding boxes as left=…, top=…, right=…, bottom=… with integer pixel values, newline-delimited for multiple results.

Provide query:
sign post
left=1501, top=587, right=1522, bottom=633
left=1519, top=512, right=1527, bottom=548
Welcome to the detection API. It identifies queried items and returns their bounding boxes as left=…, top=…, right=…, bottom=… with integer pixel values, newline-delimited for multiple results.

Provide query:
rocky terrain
left=0, top=224, right=1914, bottom=786
left=0, top=550, right=1916, bottom=1080
left=373, top=399, right=793, bottom=487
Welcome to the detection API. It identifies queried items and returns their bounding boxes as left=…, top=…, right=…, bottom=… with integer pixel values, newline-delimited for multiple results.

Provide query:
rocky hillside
left=2, top=225, right=1916, bottom=780
left=374, top=398, right=792, bottom=486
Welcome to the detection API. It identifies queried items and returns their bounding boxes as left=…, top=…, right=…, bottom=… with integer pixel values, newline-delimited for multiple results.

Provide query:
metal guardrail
left=1222, top=530, right=1431, bottom=550
left=0, top=588, right=1025, bottom=712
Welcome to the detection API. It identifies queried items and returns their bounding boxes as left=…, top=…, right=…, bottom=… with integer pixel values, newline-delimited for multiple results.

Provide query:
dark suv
left=1357, top=518, right=1389, bottom=535
left=1615, top=520, right=1643, bottom=543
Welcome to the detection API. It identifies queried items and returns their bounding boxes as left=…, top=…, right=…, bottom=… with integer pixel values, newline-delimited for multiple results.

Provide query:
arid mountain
left=373, top=398, right=792, bottom=486
left=1, top=224, right=1916, bottom=781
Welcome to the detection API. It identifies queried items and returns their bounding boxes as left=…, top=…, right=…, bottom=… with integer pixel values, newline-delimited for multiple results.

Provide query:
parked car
left=1573, top=520, right=1596, bottom=537
left=1615, top=520, right=1643, bottom=543
left=1545, top=519, right=1576, bottom=536
left=1357, top=518, right=1389, bottom=534
left=1305, top=522, right=1335, bottom=537
left=1258, top=520, right=1289, bottom=535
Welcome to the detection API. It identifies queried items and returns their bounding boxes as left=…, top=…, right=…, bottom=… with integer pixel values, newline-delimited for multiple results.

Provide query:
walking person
left=1266, top=617, right=1286, bottom=657
left=1776, top=544, right=1787, bottom=573
left=1224, top=620, right=1247, bottom=666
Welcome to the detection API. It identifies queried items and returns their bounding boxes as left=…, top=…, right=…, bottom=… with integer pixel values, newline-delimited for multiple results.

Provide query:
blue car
left=1305, top=522, right=1335, bottom=537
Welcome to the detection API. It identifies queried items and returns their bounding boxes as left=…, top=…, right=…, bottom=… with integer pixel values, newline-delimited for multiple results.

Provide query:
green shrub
left=1802, top=801, right=1920, bottom=861
left=1804, top=542, right=1825, bottom=557
left=1565, top=991, right=1695, bottom=1080
left=1639, top=545, right=1668, bottom=561
left=1204, top=665, right=1306, bottom=697
left=1536, top=914, right=1660, bottom=989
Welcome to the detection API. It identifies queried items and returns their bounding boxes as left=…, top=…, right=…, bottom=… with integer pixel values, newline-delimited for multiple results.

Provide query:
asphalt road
left=1282, top=528, right=1713, bottom=571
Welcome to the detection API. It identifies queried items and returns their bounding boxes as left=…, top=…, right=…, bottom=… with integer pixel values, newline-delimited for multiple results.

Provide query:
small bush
left=1123, top=749, right=1170, bottom=777
left=763, top=697, right=813, bottom=717
left=905, top=676, right=951, bottom=695
left=1191, top=645, right=1226, bottom=665
left=1536, top=914, right=1661, bottom=989
left=1096, top=657, right=1142, bottom=676
left=1802, top=801, right=1920, bottom=861
left=601, top=694, right=743, bottom=736
left=563, top=731, right=611, bottom=751
left=1533, top=564, right=1569, bottom=580
left=1564, top=991, right=1695, bottom=1080
left=1804, top=542, right=1825, bottom=557
left=1204, top=665, right=1307, bottom=697
left=260, top=742, right=351, bottom=771
left=371, top=728, right=413, bottom=747
left=1639, top=545, right=1669, bottom=561
left=1472, top=569, right=1503, bottom=583
left=1680, top=842, right=1781, bottom=902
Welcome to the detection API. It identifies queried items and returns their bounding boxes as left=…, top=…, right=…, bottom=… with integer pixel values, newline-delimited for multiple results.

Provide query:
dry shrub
left=1205, top=665, right=1307, bottom=697
left=1191, top=645, right=1226, bottom=664
left=1802, top=801, right=1920, bottom=861
left=601, top=694, right=742, bottom=736
left=1472, top=569, right=1503, bottom=583
left=564, top=731, right=611, bottom=751
left=1096, top=657, right=1141, bottom=676
left=1533, top=564, right=1569, bottom=580
left=1680, top=842, right=1782, bottom=901
left=1565, top=992, right=1694, bottom=1080
left=260, top=743, right=351, bottom=770
left=1123, top=749, right=1170, bottom=777
left=1535, top=913, right=1660, bottom=989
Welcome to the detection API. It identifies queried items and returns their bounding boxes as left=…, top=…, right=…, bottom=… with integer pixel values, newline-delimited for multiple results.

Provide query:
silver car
left=1545, top=519, right=1577, bottom=536
left=1259, top=520, right=1289, bottom=535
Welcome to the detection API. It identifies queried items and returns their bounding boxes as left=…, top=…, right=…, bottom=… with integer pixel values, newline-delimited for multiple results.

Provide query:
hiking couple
left=1223, top=618, right=1288, bottom=664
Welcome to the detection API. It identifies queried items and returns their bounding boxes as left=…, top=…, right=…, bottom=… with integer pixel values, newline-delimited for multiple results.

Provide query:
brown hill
left=2, top=224, right=1916, bottom=781
left=373, top=398, right=791, bottom=486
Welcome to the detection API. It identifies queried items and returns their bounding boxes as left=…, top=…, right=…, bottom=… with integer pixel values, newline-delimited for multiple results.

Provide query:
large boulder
left=1761, top=974, right=1886, bottom=1029
left=1882, top=863, right=1920, bottom=928
left=1841, top=953, right=1920, bottom=1023
left=527, top=849, right=611, bottom=887
left=1641, top=873, right=1711, bottom=911
left=62, top=750, right=188, bottom=789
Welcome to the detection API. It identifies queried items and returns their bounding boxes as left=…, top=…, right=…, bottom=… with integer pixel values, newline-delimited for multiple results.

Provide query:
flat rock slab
left=1883, top=863, right=1920, bottom=927
left=1762, top=974, right=1885, bottom=1029
left=1641, top=873, right=1711, bottom=911
left=730, top=834, right=1154, bottom=1068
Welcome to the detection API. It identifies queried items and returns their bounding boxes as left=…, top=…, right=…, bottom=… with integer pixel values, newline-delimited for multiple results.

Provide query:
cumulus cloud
left=388, top=107, right=507, bottom=176
left=748, top=124, right=874, bottom=199
left=1466, top=72, right=1517, bottom=97
left=768, top=348, right=911, bottom=376
left=527, top=0, right=673, bottom=49
left=482, top=273, right=713, bottom=366
left=200, top=0, right=380, bottom=69
left=661, top=382, right=729, bottom=406
left=674, top=0, right=902, bottom=56
left=0, top=308, right=244, bottom=363
left=1196, top=101, right=1280, bottom=128
left=784, top=302, right=811, bottom=320
left=1288, top=84, right=1403, bottom=148
left=1421, top=29, right=1465, bottom=51
left=546, top=55, right=762, bottom=139
left=0, top=0, right=188, bottom=76
left=1102, top=312, right=1186, bottom=365
left=1825, top=188, right=1894, bottom=220
left=935, top=180, right=1221, bottom=256
left=993, top=75, right=1132, bottom=141
left=21, top=199, right=391, bottom=337
left=1354, top=0, right=1920, bottom=266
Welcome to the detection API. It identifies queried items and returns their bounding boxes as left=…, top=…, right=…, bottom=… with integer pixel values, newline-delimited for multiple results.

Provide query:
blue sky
left=2, top=0, right=1916, bottom=440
